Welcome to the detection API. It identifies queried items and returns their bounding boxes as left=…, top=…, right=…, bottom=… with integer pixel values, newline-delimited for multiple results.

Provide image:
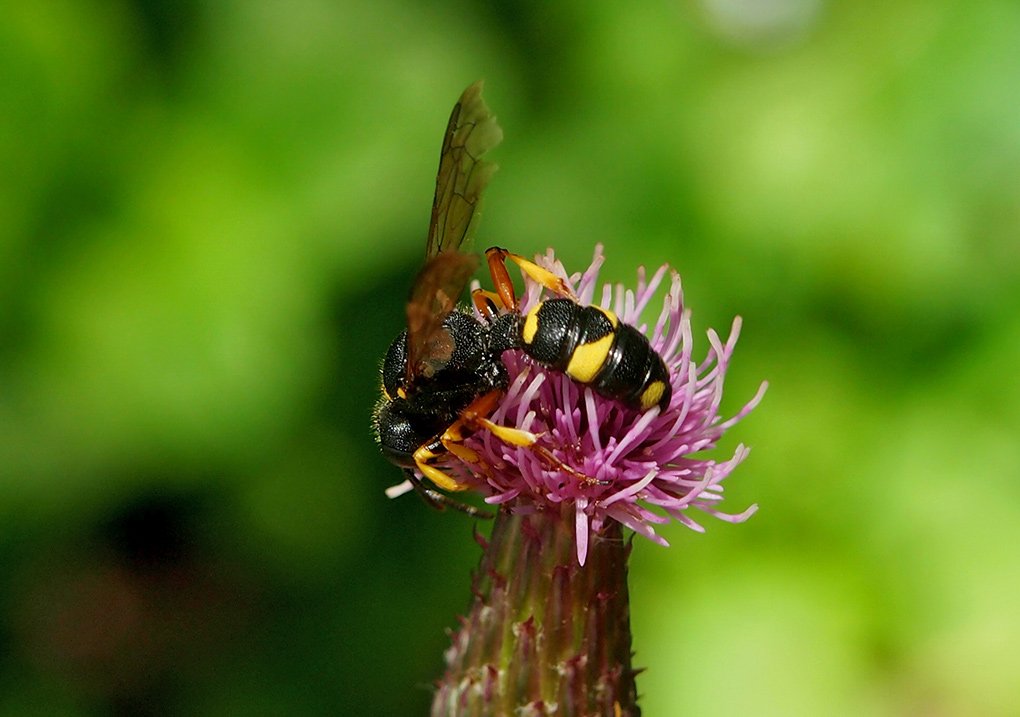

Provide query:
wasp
left=373, top=82, right=672, bottom=512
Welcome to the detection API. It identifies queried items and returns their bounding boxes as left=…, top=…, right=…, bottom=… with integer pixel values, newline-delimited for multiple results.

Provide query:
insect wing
left=425, top=81, right=504, bottom=258
left=405, top=251, right=480, bottom=384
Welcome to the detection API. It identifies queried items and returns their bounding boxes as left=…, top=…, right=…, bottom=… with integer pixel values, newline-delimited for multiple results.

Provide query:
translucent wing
left=405, top=82, right=501, bottom=385
left=425, top=81, right=504, bottom=258
left=405, top=251, right=480, bottom=384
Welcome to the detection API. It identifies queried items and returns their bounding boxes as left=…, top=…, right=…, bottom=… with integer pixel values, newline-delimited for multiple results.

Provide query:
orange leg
left=485, top=247, right=520, bottom=310
left=471, top=288, right=505, bottom=320
left=413, top=389, right=606, bottom=491
left=486, top=246, right=577, bottom=301
left=412, top=390, right=509, bottom=492
left=459, top=391, right=607, bottom=487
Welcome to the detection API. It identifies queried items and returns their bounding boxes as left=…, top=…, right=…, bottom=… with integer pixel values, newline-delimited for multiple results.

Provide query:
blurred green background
left=3, top=0, right=1019, bottom=714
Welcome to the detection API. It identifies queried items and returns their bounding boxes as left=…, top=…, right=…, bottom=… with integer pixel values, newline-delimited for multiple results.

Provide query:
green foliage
left=3, top=0, right=1019, bottom=714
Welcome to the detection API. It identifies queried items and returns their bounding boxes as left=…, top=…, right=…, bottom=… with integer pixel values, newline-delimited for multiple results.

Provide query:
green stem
left=432, top=507, right=640, bottom=716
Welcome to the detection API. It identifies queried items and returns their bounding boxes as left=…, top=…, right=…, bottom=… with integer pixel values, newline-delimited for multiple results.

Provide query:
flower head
left=392, top=245, right=766, bottom=565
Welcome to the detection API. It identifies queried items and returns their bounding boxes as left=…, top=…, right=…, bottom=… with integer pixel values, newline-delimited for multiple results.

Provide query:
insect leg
left=486, top=246, right=577, bottom=300
left=471, top=288, right=505, bottom=320
left=404, top=469, right=493, bottom=519
left=484, top=247, right=521, bottom=309
left=417, top=390, right=608, bottom=496
left=412, top=440, right=471, bottom=492
left=440, top=390, right=547, bottom=463
left=460, top=390, right=609, bottom=487
left=410, top=391, right=507, bottom=493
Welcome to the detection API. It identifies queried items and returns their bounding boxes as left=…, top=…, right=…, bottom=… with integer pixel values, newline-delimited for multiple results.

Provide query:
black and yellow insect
left=517, top=297, right=671, bottom=412
left=373, top=82, right=672, bottom=509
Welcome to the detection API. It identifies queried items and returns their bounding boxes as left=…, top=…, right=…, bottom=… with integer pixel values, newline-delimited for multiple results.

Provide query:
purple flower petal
left=389, top=246, right=765, bottom=563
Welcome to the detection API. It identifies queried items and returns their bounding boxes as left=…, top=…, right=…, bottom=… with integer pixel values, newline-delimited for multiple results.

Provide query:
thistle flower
left=388, top=245, right=765, bottom=716
left=389, top=244, right=767, bottom=565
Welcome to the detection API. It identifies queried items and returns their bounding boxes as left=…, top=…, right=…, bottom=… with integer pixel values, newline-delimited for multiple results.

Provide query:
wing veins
left=406, top=82, right=503, bottom=387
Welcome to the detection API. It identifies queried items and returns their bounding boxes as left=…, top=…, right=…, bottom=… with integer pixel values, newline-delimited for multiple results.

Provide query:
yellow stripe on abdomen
left=565, top=333, right=614, bottom=383
left=638, top=380, right=667, bottom=411
left=522, top=304, right=541, bottom=345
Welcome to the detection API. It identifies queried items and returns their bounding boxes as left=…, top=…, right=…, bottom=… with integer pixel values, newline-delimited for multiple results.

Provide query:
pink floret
left=393, top=245, right=766, bottom=565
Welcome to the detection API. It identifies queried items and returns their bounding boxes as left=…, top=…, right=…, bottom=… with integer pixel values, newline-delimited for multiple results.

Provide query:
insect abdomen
left=519, top=298, right=672, bottom=411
